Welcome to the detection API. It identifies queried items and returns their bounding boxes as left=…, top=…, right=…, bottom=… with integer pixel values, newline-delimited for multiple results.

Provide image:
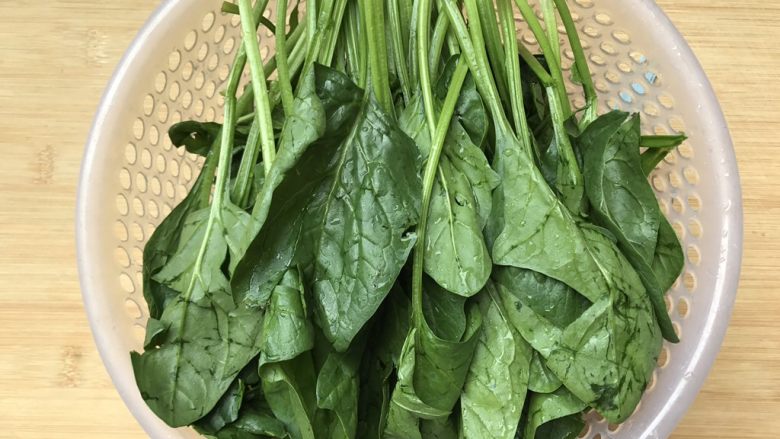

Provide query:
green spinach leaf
left=461, top=282, right=533, bottom=439
left=522, top=388, right=586, bottom=439
left=258, top=267, right=314, bottom=366
left=131, top=301, right=264, bottom=426
left=580, top=111, right=682, bottom=341
left=261, top=354, right=318, bottom=439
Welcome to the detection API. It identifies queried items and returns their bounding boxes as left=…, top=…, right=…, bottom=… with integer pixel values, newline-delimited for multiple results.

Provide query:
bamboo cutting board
left=0, top=1, right=778, bottom=437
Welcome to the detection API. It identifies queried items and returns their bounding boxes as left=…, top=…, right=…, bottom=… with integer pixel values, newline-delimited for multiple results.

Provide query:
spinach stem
left=475, top=0, right=509, bottom=109
left=540, top=0, right=561, bottom=67
left=239, top=0, right=276, bottom=175
left=428, top=10, right=449, bottom=80
left=517, top=44, right=553, bottom=86
left=319, top=0, right=349, bottom=65
left=441, top=0, right=510, bottom=135
left=389, top=0, right=412, bottom=104
left=407, top=0, right=420, bottom=87
left=513, top=0, right=571, bottom=117
left=361, top=0, right=394, bottom=115
left=275, top=0, right=295, bottom=116
left=345, top=0, right=366, bottom=86
left=435, top=0, right=460, bottom=56
left=306, top=0, right=317, bottom=55
left=235, top=22, right=305, bottom=116
left=417, top=0, right=437, bottom=133
left=554, top=0, right=598, bottom=126
left=497, top=0, right=532, bottom=148
left=183, top=14, right=249, bottom=302
left=411, top=58, right=470, bottom=326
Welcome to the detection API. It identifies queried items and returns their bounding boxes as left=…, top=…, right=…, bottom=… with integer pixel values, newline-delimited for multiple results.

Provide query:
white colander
left=76, top=0, right=743, bottom=438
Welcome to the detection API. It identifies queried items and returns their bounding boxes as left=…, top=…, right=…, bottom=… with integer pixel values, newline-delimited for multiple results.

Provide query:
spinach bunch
left=132, top=0, right=686, bottom=437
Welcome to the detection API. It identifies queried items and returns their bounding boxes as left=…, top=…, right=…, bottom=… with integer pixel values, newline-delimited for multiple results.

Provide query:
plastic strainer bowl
left=76, top=1, right=743, bottom=437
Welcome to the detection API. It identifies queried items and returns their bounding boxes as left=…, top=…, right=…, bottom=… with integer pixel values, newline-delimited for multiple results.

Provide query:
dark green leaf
left=201, top=399, right=289, bottom=439
left=435, top=56, right=489, bottom=147
left=493, top=267, right=590, bottom=329
left=580, top=111, right=681, bottom=341
left=231, top=70, right=329, bottom=307
left=142, top=149, right=217, bottom=318
left=390, top=283, right=482, bottom=419
left=384, top=402, right=422, bottom=439
left=522, top=388, right=586, bottom=439
left=420, top=416, right=459, bottom=439
left=425, top=122, right=499, bottom=296
left=640, top=134, right=687, bottom=149
left=196, top=379, right=246, bottom=434
left=461, top=283, right=533, bottom=439
left=527, top=352, right=562, bottom=394
left=261, top=354, right=318, bottom=439
left=640, top=147, right=674, bottom=176
left=399, top=93, right=498, bottom=297
left=316, top=345, right=364, bottom=439
left=131, top=301, right=263, bottom=426
left=169, top=121, right=223, bottom=156
left=258, top=267, right=314, bottom=366
left=297, top=91, right=422, bottom=351
left=580, top=112, right=660, bottom=263
left=495, top=228, right=662, bottom=423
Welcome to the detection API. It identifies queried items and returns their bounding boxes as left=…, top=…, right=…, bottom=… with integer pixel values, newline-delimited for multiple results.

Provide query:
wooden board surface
left=0, top=0, right=777, bottom=437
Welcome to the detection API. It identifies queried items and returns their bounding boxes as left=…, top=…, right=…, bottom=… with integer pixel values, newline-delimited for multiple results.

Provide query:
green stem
left=345, top=0, right=364, bottom=84
left=389, top=0, right=412, bottom=103
left=275, top=0, right=295, bottom=116
left=442, top=0, right=508, bottom=133
left=306, top=0, right=317, bottom=55
left=239, top=0, right=276, bottom=175
left=417, top=0, right=436, bottom=133
left=436, top=0, right=460, bottom=56
left=554, top=0, right=597, bottom=126
left=411, top=58, right=469, bottom=326
left=184, top=25, right=246, bottom=301
left=475, top=0, right=509, bottom=108
left=361, top=0, right=394, bottom=115
left=513, top=0, right=571, bottom=117
left=428, top=10, right=449, bottom=79
left=497, top=0, right=532, bottom=148
left=407, top=0, right=420, bottom=87
left=540, top=0, right=561, bottom=67
left=320, top=0, right=349, bottom=65
left=232, top=121, right=261, bottom=208
left=517, top=44, right=553, bottom=86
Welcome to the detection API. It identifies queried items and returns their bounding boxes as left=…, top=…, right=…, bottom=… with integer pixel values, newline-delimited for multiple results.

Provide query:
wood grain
left=0, top=0, right=777, bottom=437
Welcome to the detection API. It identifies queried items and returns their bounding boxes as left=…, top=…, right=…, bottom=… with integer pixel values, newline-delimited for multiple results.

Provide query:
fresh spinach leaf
left=494, top=227, right=662, bottom=423
left=399, top=93, right=498, bottom=297
left=297, top=92, right=422, bottom=351
left=169, top=121, right=223, bottom=156
left=522, top=388, right=586, bottom=439
left=434, top=56, right=490, bottom=147
left=493, top=266, right=590, bottom=329
left=316, top=346, right=363, bottom=439
left=580, top=111, right=682, bottom=341
left=461, top=282, right=533, bottom=439
left=142, top=148, right=217, bottom=319
left=131, top=301, right=264, bottom=426
left=231, top=69, right=330, bottom=307
left=527, top=352, right=562, bottom=394
left=196, top=379, right=246, bottom=434
left=261, top=354, right=318, bottom=439
left=258, top=267, right=314, bottom=366
left=389, top=280, right=482, bottom=419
